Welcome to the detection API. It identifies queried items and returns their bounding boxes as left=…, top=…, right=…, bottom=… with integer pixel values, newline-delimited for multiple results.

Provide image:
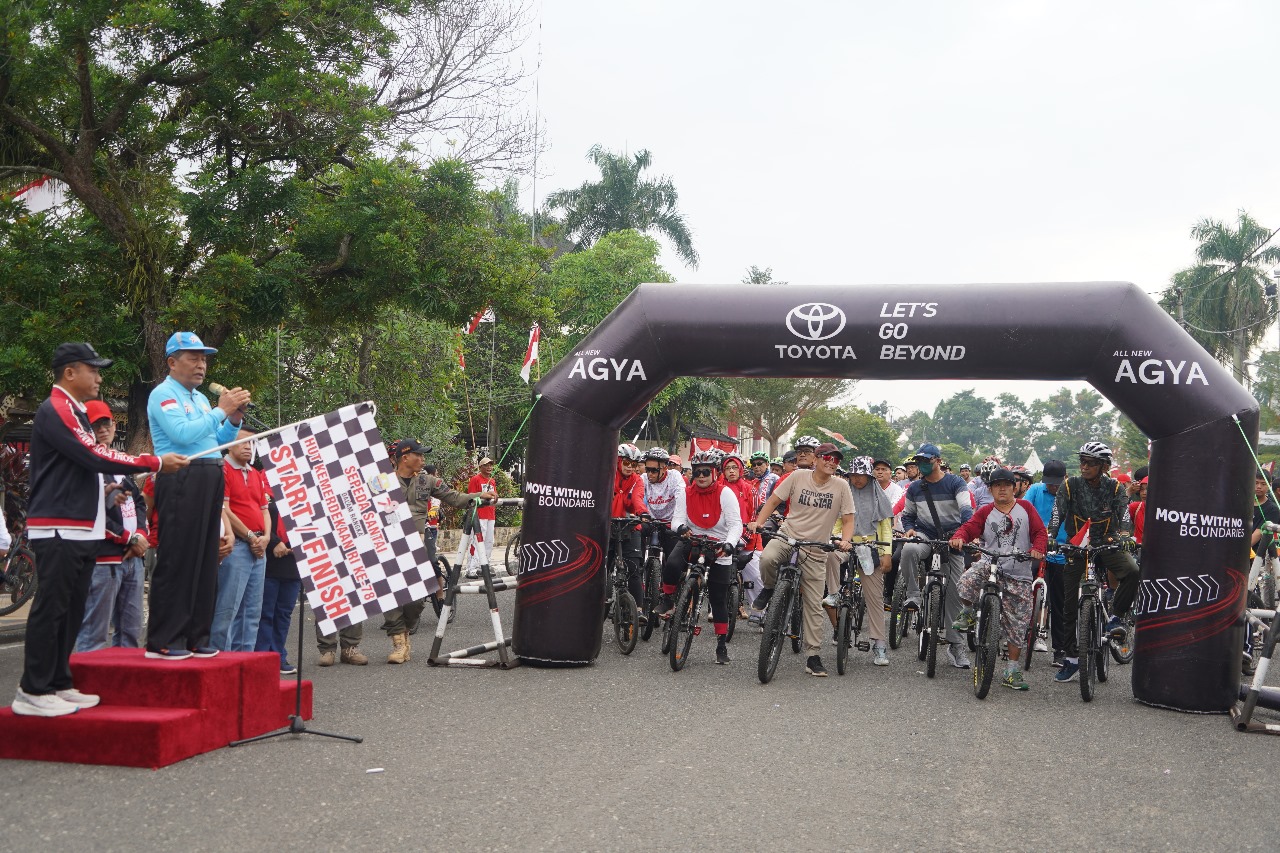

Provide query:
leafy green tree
left=543, top=229, right=673, bottom=344
left=931, top=389, right=995, bottom=451
left=1158, top=211, right=1280, bottom=384
left=647, top=377, right=732, bottom=452
left=743, top=265, right=786, bottom=285
left=545, top=145, right=699, bottom=268
left=1111, top=414, right=1150, bottom=471
left=895, top=409, right=935, bottom=455
left=992, top=392, right=1041, bottom=462
left=794, top=405, right=897, bottom=463
left=726, top=378, right=852, bottom=457
left=1252, top=351, right=1280, bottom=431
left=1031, top=387, right=1114, bottom=461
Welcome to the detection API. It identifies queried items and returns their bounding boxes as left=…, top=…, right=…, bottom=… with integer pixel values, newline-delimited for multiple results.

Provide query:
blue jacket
left=1025, top=482, right=1066, bottom=564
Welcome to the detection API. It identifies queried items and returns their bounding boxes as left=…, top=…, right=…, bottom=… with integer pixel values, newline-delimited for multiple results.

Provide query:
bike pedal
left=693, top=626, right=702, bottom=636
left=856, top=642, right=871, bottom=652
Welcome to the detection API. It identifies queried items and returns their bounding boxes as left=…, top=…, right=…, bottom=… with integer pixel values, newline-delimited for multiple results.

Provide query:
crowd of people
left=11, top=336, right=500, bottom=717
left=615, top=433, right=1159, bottom=684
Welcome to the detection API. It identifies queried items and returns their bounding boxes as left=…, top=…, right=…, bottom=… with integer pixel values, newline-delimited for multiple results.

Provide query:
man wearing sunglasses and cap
left=14, top=343, right=186, bottom=716
left=146, top=331, right=250, bottom=661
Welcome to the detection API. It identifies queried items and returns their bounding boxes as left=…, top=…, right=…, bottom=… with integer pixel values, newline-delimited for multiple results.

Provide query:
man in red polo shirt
left=211, top=427, right=270, bottom=651
left=459, top=456, right=500, bottom=578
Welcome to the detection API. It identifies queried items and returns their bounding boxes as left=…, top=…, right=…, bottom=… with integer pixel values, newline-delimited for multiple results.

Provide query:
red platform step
left=0, top=648, right=313, bottom=769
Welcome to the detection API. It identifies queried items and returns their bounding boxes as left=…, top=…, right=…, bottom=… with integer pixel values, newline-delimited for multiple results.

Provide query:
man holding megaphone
left=145, top=332, right=250, bottom=660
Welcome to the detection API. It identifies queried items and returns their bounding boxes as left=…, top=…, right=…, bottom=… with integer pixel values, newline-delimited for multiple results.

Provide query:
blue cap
left=165, top=332, right=218, bottom=357
left=913, top=443, right=942, bottom=460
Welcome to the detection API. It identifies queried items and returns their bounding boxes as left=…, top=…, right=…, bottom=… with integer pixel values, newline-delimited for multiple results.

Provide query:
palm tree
left=545, top=145, right=699, bottom=268
left=1160, top=210, right=1280, bottom=384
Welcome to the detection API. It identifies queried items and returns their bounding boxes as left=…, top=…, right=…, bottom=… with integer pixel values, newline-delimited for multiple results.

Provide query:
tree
left=726, top=378, right=852, bottom=457
left=1159, top=211, right=1280, bottom=384
left=1031, top=387, right=1114, bottom=462
left=545, top=145, right=699, bottom=268
left=647, top=378, right=732, bottom=452
left=1252, top=351, right=1280, bottom=431
left=1112, top=414, right=1150, bottom=471
left=894, top=409, right=934, bottom=455
left=794, top=405, right=898, bottom=463
left=743, top=265, right=786, bottom=286
left=992, top=392, right=1041, bottom=462
left=543, top=230, right=673, bottom=343
left=931, top=390, right=995, bottom=451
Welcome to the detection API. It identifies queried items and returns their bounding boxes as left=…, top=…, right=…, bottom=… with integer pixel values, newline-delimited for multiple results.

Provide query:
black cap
left=987, top=467, right=1018, bottom=487
left=782, top=450, right=798, bottom=463
left=1041, top=460, right=1067, bottom=486
left=390, top=438, right=431, bottom=458
left=1133, top=465, right=1149, bottom=482
left=52, top=342, right=113, bottom=371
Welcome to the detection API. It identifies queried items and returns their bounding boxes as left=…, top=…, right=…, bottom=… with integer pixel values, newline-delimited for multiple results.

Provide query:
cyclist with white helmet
left=610, top=443, right=650, bottom=607
left=661, top=449, right=743, bottom=665
left=825, top=456, right=895, bottom=666
left=1047, top=441, right=1140, bottom=684
left=792, top=435, right=821, bottom=471
left=969, top=456, right=1000, bottom=509
left=642, top=447, right=684, bottom=562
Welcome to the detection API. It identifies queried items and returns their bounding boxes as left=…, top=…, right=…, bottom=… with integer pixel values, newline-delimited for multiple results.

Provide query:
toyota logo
left=786, top=303, right=846, bottom=341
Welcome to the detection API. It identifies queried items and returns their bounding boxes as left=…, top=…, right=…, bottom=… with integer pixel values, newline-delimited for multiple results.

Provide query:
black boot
left=716, top=637, right=731, bottom=665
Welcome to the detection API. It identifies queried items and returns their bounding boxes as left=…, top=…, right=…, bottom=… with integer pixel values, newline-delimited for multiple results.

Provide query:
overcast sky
left=518, top=0, right=1280, bottom=417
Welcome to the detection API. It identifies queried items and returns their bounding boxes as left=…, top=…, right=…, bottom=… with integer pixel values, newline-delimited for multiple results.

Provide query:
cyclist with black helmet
left=610, top=443, right=650, bottom=607
left=660, top=449, right=742, bottom=665
left=1048, top=441, right=1140, bottom=684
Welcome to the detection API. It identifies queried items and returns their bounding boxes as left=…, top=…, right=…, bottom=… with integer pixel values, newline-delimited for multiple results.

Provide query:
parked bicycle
left=756, top=531, right=837, bottom=684
left=604, top=515, right=643, bottom=655
left=834, top=540, right=891, bottom=675
left=1057, top=541, right=1131, bottom=701
left=962, top=545, right=1036, bottom=699
left=0, top=501, right=36, bottom=618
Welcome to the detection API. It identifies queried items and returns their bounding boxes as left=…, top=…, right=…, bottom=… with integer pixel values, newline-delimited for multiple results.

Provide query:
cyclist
left=642, top=447, right=683, bottom=562
left=610, top=443, right=650, bottom=608
left=824, top=456, right=894, bottom=666
left=898, top=442, right=975, bottom=669
left=958, top=463, right=972, bottom=484
left=970, top=457, right=999, bottom=508
left=1047, top=441, right=1140, bottom=684
left=769, top=456, right=785, bottom=479
left=747, top=442, right=853, bottom=677
left=661, top=449, right=742, bottom=665
left=1009, top=465, right=1033, bottom=500
left=722, top=452, right=763, bottom=615
left=750, top=451, right=779, bottom=507
left=948, top=468, right=1047, bottom=691
left=1025, top=459, right=1069, bottom=667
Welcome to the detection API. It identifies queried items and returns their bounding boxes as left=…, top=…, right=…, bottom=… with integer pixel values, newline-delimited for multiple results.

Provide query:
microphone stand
left=229, top=585, right=363, bottom=747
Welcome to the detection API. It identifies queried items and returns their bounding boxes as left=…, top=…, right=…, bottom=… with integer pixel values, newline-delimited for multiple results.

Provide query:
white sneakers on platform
left=11, top=686, right=101, bottom=717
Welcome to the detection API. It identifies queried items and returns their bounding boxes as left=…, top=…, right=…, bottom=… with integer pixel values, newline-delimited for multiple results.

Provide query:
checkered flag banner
left=256, top=402, right=437, bottom=635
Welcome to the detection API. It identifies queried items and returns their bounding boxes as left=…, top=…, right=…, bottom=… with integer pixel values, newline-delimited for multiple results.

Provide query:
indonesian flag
left=1070, top=523, right=1090, bottom=547
left=464, top=306, right=495, bottom=335
left=520, top=323, right=540, bottom=384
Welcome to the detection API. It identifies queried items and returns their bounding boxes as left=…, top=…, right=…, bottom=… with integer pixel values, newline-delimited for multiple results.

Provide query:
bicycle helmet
left=749, top=450, right=770, bottom=464
left=643, top=447, right=669, bottom=462
left=617, top=443, right=643, bottom=462
left=689, top=449, right=722, bottom=469
left=793, top=435, right=821, bottom=451
left=1078, top=441, right=1113, bottom=466
left=848, top=455, right=876, bottom=477
left=769, top=456, right=784, bottom=467
left=721, top=451, right=746, bottom=471
left=1008, top=464, right=1033, bottom=483
left=987, top=467, right=1018, bottom=487
left=976, top=455, right=1001, bottom=482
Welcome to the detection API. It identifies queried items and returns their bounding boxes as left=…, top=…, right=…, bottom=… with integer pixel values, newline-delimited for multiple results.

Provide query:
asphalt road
left=1, top=583, right=1277, bottom=852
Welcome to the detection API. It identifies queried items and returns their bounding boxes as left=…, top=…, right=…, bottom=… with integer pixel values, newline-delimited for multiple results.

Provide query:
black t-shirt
left=1253, top=497, right=1280, bottom=557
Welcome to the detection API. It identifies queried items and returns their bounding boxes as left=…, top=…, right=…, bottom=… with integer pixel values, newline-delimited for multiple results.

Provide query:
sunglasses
left=692, top=467, right=716, bottom=478
left=820, top=454, right=841, bottom=463
left=644, top=466, right=662, bottom=474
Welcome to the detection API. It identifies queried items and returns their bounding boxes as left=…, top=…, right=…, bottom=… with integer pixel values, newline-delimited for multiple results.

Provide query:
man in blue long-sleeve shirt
left=145, top=332, right=251, bottom=660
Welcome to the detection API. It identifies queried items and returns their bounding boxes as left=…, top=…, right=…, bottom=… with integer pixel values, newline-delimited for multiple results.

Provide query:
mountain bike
left=0, top=503, right=36, bottom=618
left=1058, top=541, right=1130, bottom=701
left=964, top=545, right=1035, bottom=699
left=1023, top=562, right=1049, bottom=671
left=888, top=537, right=922, bottom=650
left=603, top=516, right=642, bottom=655
left=757, top=532, right=837, bottom=684
left=834, top=540, right=891, bottom=675
left=667, top=535, right=722, bottom=671
left=910, top=538, right=955, bottom=679
left=638, top=518, right=669, bottom=642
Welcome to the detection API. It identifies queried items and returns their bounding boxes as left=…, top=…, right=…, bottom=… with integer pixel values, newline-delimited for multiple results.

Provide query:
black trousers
left=1044, top=560, right=1066, bottom=654
left=662, top=541, right=731, bottom=627
left=22, top=536, right=98, bottom=695
left=1062, top=549, right=1140, bottom=658
left=148, top=460, right=224, bottom=651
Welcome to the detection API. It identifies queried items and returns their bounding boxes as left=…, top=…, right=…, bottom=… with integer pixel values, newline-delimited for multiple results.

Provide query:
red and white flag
left=520, top=323, right=541, bottom=384
left=464, top=306, right=495, bottom=335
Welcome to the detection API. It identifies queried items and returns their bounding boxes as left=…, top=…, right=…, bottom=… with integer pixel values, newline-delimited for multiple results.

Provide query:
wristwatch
left=247, top=531, right=260, bottom=541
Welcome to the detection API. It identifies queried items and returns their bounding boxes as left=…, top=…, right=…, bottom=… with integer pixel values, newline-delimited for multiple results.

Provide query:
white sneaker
left=821, top=593, right=839, bottom=608
left=1034, top=637, right=1050, bottom=653
left=55, top=688, right=100, bottom=708
left=12, top=688, right=78, bottom=717
left=947, top=644, right=972, bottom=669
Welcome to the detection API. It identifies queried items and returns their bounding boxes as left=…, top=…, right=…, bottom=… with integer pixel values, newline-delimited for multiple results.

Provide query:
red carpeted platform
left=0, top=648, right=313, bottom=769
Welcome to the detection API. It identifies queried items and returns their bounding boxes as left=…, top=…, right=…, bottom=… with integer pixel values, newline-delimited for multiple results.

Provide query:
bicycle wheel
left=853, top=591, right=866, bottom=642
left=835, top=605, right=852, bottom=675
left=1110, top=616, right=1135, bottom=664
left=888, top=572, right=907, bottom=650
left=758, top=579, right=792, bottom=683
left=429, top=557, right=452, bottom=617
left=973, top=594, right=1000, bottom=699
left=615, top=591, right=639, bottom=655
left=1263, top=571, right=1278, bottom=610
left=1024, top=584, right=1046, bottom=672
left=725, top=578, right=741, bottom=643
left=641, top=557, right=662, bottom=641
left=966, top=625, right=977, bottom=653
left=504, top=530, right=521, bottom=575
left=790, top=595, right=803, bottom=654
left=670, top=578, right=699, bottom=671
left=1097, top=624, right=1111, bottom=683
left=925, top=582, right=943, bottom=678
left=0, top=547, right=36, bottom=617
left=1078, top=596, right=1097, bottom=702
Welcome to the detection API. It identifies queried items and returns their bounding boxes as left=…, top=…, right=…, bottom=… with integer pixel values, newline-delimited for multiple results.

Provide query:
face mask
left=917, top=461, right=934, bottom=477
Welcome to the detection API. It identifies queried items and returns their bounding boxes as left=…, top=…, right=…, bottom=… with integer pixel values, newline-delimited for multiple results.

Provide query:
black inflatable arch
left=513, top=283, right=1257, bottom=713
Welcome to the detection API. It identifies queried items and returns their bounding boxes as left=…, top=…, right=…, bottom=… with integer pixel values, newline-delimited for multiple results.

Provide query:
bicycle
left=0, top=504, right=36, bottom=618
left=1057, top=541, right=1131, bottom=701
left=834, top=540, right=891, bottom=675
left=888, top=537, right=921, bottom=650
left=1023, top=562, right=1050, bottom=671
left=963, top=545, right=1036, bottom=699
left=638, top=518, right=670, bottom=642
left=504, top=529, right=521, bottom=576
left=908, top=537, right=956, bottom=679
left=756, top=532, right=838, bottom=684
left=604, top=516, right=642, bottom=655
left=663, top=535, right=726, bottom=671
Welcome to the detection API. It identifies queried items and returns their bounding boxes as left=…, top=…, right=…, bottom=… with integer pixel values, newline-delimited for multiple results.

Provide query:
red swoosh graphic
left=519, top=534, right=603, bottom=607
left=1135, top=567, right=1244, bottom=652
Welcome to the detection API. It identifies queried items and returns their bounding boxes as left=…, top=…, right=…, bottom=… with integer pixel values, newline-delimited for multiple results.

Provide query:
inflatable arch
left=512, top=283, right=1257, bottom=713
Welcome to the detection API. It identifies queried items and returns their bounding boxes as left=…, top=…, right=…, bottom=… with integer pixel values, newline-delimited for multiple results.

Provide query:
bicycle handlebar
left=964, top=545, right=1036, bottom=562
left=1055, top=541, right=1128, bottom=556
